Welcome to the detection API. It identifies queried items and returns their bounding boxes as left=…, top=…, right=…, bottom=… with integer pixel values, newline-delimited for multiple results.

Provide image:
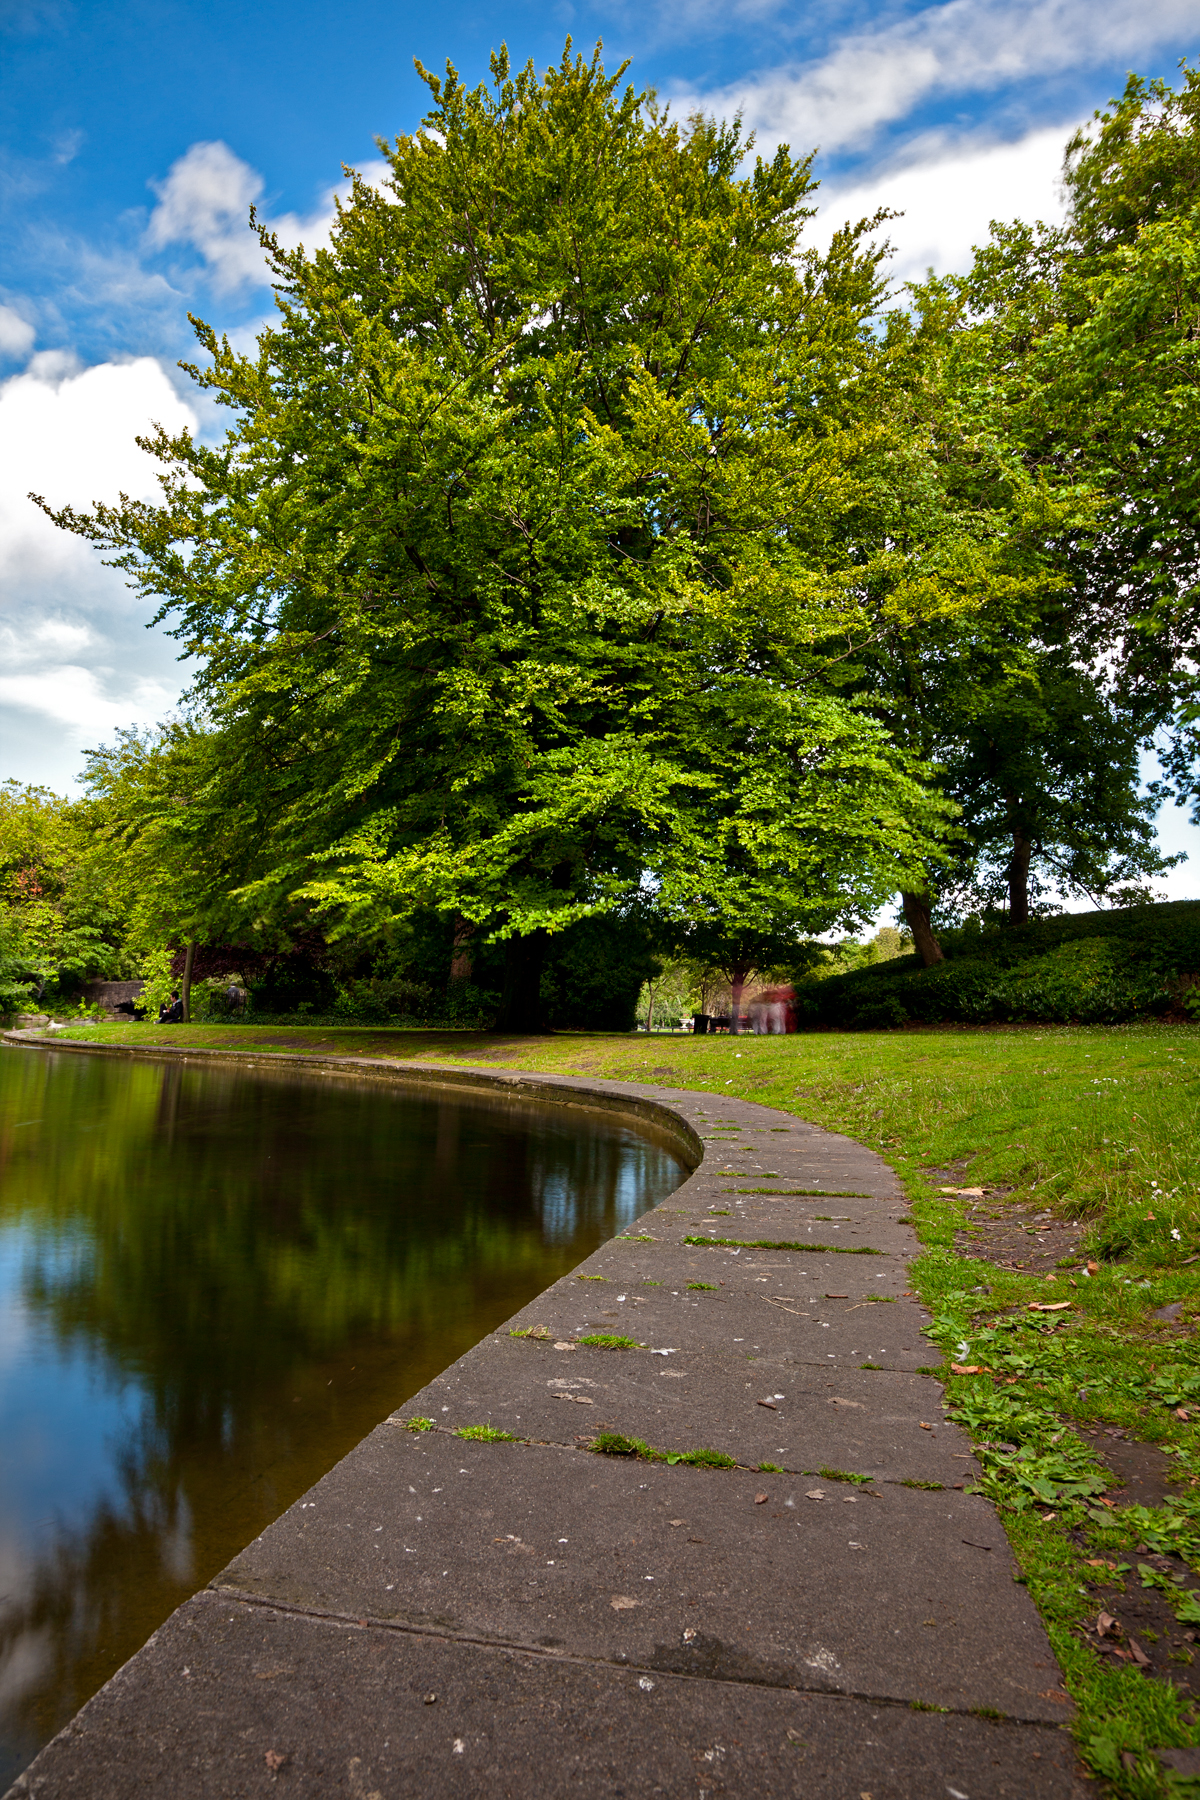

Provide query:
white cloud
left=145, top=141, right=268, bottom=293
left=807, top=124, right=1070, bottom=282
left=145, top=141, right=391, bottom=295
left=0, top=352, right=196, bottom=596
left=0, top=657, right=179, bottom=733
left=0, top=354, right=197, bottom=784
left=679, top=0, right=1198, bottom=158
left=0, top=304, right=35, bottom=361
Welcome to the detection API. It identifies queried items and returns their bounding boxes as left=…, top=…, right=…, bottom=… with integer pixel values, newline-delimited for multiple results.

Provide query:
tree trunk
left=645, top=981, right=656, bottom=1033
left=493, top=931, right=548, bottom=1033
left=1007, top=828, right=1033, bottom=925
left=728, top=961, right=752, bottom=1034
left=448, top=914, right=474, bottom=986
left=181, top=941, right=197, bottom=1022
left=901, top=893, right=944, bottom=967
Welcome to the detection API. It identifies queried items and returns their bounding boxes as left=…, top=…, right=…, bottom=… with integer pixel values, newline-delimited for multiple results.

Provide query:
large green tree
left=48, top=45, right=1011, bottom=1024
left=910, top=65, right=1200, bottom=914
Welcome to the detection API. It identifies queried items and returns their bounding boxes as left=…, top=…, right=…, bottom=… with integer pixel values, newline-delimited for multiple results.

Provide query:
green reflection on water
left=0, top=1048, right=685, bottom=1782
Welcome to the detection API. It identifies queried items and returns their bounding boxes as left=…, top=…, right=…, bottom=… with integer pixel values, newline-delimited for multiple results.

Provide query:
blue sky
left=1, top=0, right=1197, bottom=897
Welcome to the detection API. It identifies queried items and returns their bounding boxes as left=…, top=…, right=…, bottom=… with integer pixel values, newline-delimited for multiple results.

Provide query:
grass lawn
left=38, top=1017, right=1200, bottom=1792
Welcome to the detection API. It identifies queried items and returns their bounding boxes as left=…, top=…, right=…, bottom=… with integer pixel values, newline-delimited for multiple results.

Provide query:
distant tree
left=913, top=65, right=1200, bottom=872
left=0, top=780, right=128, bottom=1005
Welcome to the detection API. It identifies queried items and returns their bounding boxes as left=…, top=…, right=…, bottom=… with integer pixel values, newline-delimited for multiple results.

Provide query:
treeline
left=11, top=53, right=1200, bottom=1025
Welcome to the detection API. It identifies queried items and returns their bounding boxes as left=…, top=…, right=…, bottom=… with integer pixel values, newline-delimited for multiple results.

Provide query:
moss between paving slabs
left=60, top=1017, right=1200, bottom=1795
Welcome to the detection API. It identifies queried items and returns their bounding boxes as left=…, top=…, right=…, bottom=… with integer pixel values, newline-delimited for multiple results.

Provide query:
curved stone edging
left=0, top=1029, right=704, bottom=1170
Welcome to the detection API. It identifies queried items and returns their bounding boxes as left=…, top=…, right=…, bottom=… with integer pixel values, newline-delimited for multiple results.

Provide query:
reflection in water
left=0, top=1048, right=686, bottom=1784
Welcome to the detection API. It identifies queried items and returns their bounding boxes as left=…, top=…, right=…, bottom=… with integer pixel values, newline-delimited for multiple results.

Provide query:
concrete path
left=3, top=1056, right=1086, bottom=1798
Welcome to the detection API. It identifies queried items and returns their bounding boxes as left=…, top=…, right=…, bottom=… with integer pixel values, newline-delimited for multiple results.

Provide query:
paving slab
left=217, top=1430, right=1067, bottom=1721
left=7, top=1591, right=1085, bottom=1800
left=577, top=1234, right=910, bottom=1288
left=394, top=1334, right=977, bottom=1485
left=602, top=1209, right=913, bottom=1257
left=499, top=1276, right=936, bottom=1372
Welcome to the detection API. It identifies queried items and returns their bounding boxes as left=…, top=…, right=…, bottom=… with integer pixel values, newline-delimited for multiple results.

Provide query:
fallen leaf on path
left=805, top=1489, right=825, bottom=1500
left=950, top=1363, right=984, bottom=1374
left=1087, top=1261, right=1099, bottom=1275
left=1130, top=1639, right=1152, bottom=1668
left=553, top=1342, right=577, bottom=1352
left=264, top=1751, right=288, bottom=1772
left=919, top=1422, right=933, bottom=1430
left=1027, top=1301, right=1071, bottom=1312
left=611, top=1595, right=639, bottom=1610
left=1096, top=1612, right=1120, bottom=1639
left=754, top=1492, right=768, bottom=1504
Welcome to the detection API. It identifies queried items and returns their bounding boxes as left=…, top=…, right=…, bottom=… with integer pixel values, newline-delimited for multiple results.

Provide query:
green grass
left=725, top=1185, right=873, bottom=1197
left=58, top=1015, right=1200, bottom=1796
left=687, top=1281, right=717, bottom=1290
left=577, top=1333, right=642, bottom=1349
left=454, top=1424, right=519, bottom=1441
left=682, top=1234, right=882, bottom=1255
left=590, top=1432, right=738, bottom=1468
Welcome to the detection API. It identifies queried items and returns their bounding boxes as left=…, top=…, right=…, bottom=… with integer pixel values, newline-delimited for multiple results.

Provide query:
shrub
left=805, top=900, right=1198, bottom=1027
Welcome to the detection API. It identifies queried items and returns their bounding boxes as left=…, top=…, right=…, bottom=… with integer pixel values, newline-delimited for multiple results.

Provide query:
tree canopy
left=35, top=49, right=1199, bottom=1010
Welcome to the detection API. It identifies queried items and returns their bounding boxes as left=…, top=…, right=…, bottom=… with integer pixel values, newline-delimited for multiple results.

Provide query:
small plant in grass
left=578, top=1333, right=642, bottom=1349
left=454, top=1424, right=519, bottom=1441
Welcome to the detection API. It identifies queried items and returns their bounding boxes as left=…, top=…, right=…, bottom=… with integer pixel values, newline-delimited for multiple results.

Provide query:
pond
left=0, top=1046, right=687, bottom=1785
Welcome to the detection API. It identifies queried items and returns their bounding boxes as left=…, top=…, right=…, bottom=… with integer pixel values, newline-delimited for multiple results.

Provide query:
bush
left=803, top=900, right=1199, bottom=1027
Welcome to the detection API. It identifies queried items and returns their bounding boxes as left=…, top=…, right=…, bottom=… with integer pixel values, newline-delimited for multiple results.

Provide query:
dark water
left=0, top=1047, right=687, bottom=1784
